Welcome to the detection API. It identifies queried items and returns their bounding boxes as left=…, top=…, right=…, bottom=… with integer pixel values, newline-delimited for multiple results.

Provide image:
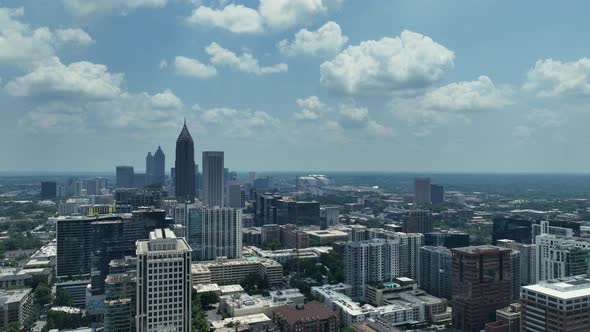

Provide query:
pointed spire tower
left=175, top=120, right=195, bottom=202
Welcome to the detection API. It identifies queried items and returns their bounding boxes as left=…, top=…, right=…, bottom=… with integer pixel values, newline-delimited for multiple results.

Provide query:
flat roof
left=524, top=276, right=590, bottom=299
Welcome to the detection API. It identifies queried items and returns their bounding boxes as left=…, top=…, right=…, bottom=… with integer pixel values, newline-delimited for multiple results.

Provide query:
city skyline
left=2, top=1, right=590, bottom=172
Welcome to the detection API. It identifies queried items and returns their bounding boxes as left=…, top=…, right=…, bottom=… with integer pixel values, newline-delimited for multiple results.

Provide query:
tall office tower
left=228, top=184, right=245, bottom=208
left=90, top=217, right=143, bottom=296
left=56, top=217, right=94, bottom=280
left=175, top=121, right=195, bottom=203
left=116, top=166, right=135, bottom=188
left=345, top=239, right=399, bottom=300
left=145, top=152, right=154, bottom=185
left=194, top=164, right=201, bottom=198
left=114, top=188, right=162, bottom=212
left=430, top=184, right=444, bottom=204
left=104, top=257, right=136, bottom=332
left=153, top=146, right=165, bottom=185
left=41, top=181, right=57, bottom=199
left=136, top=229, right=192, bottom=332
left=420, top=246, right=452, bottom=299
left=424, top=231, right=470, bottom=249
left=492, top=216, right=533, bottom=244
left=451, top=246, right=513, bottom=332
left=202, top=151, right=224, bottom=207
left=194, top=207, right=242, bottom=261
left=320, top=206, right=340, bottom=228
left=496, top=239, right=536, bottom=286
left=173, top=203, right=203, bottom=250
left=249, top=171, right=256, bottom=181
left=402, top=210, right=433, bottom=234
left=414, top=177, right=431, bottom=204
left=521, top=275, right=590, bottom=332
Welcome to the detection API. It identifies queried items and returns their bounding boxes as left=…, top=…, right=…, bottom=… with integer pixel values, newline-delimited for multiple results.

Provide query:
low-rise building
left=485, top=303, right=522, bottom=332
left=304, top=229, right=349, bottom=245
left=246, top=246, right=332, bottom=264
left=219, top=289, right=304, bottom=317
left=211, top=313, right=273, bottom=330
left=272, top=301, right=338, bottom=332
left=192, top=257, right=282, bottom=286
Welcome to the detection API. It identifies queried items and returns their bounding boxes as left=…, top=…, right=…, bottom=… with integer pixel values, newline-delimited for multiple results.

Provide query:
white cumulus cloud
left=62, top=0, right=171, bottom=17
left=294, top=96, right=328, bottom=120
left=186, top=0, right=340, bottom=34
left=278, top=21, right=348, bottom=57
left=198, top=106, right=280, bottom=139
left=205, top=42, right=287, bottom=75
left=391, top=76, right=512, bottom=135
left=320, top=30, right=454, bottom=95
left=174, top=56, right=217, bottom=79
left=524, top=58, right=590, bottom=98
left=0, top=7, right=93, bottom=66
left=5, top=57, right=123, bottom=100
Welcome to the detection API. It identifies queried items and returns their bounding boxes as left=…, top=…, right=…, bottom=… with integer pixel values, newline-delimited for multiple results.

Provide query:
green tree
left=34, top=283, right=52, bottom=307
left=191, top=290, right=209, bottom=332
left=199, top=291, right=219, bottom=309
left=54, top=288, right=73, bottom=306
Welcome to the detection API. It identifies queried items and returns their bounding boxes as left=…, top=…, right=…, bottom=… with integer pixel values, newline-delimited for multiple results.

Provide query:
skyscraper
left=153, top=146, right=165, bottom=185
left=430, top=184, right=444, bottom=204
left=41, top=181, right=57, bottom=199
left=420, top=246, right=452, bottom=299
left=175, top=121, right=195, bottom=203
left=492, top=216, right=533, bottom=245
left=228, top=184, right=245, bottom=208
left=451, top=245, right=513, bottom=332
left=414, top=177, right=431, bottom=204
left=145, top=152, right=154, bottom=185
left=116, top=166, right=134, bottom=188
left=202, top=151, right=224, bottom=207
left=195, top=207, right=242, bottom=261
left=402, top=209, right=433, bottom=234
left=136, top=229, right=192, bottom=332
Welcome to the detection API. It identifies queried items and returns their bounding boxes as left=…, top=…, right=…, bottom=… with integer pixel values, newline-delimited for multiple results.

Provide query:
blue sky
left=1, top=0, right=590, bottom=173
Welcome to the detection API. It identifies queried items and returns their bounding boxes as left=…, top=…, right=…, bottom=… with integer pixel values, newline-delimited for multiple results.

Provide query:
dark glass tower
left=175, top=120, right=195, bottom=202
left=153, top=146, right=166, bottom=185
left=146, top=152, right=154, bottom=184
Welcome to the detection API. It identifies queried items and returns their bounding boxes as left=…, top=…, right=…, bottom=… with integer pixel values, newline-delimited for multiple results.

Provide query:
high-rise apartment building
left=136, top=229, right=192, bottom=332
left=534, top=221, right=590, bottom=282
left=192, top=207, right=242, bottom=261
left=202, top=151, right=224, bottom=208
left=420, top=246, right=452, bottom=299
left=496, top=239, right=536, bottom=286
left=402, top=210, right=433, bottom=234
left=521, top=275, right=590, bottom=332
left=451, top=246, right=513, bottom=332
left=175, top=121, right=195, bottom=203
left=414, top=177, right=431, bottom=204
left=116, top=166, right=135, bottom=188
left=344, top=234, right=423, bottom=301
